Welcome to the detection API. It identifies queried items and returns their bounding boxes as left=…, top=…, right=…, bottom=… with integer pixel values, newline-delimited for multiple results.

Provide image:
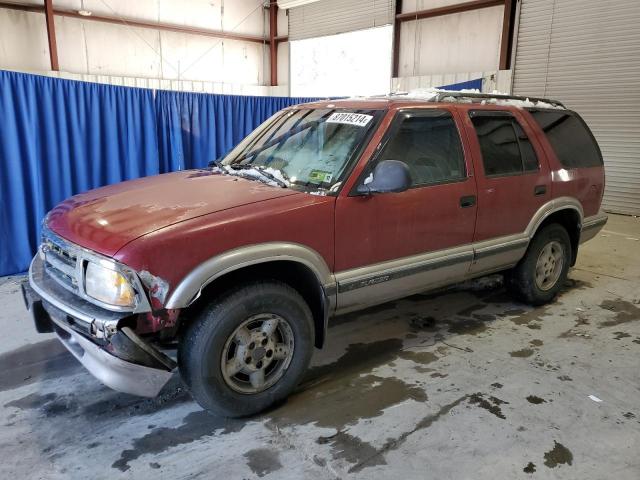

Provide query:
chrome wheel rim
left=535, top=240, right=564, bottom=291
left=221, top=313, right=294, bottom=394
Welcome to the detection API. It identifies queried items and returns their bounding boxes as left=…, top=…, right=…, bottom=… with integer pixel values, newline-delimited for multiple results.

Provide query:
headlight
left=85, top=261, right=135, bottom=307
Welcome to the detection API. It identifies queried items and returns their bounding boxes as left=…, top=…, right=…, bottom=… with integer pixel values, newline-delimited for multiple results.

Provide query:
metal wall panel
left=288, top=0, right=394, bottom=41
left=512, top=0, right=640, bottom=215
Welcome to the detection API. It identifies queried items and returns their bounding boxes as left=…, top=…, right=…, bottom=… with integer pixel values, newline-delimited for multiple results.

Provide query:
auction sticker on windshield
left=326, top=112, right=373, bottom=127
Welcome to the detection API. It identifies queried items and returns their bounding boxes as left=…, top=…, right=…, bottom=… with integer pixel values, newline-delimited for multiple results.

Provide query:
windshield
left=220, top=108, right=382, bottom=194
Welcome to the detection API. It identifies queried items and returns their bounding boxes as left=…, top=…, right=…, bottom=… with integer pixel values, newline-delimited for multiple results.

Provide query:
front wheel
left=505, top=223, right=572, bottom=306
left=179, top=281, right=314, bottom=417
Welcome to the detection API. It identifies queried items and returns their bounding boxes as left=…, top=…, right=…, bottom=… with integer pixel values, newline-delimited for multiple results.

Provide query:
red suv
left=24, top=92, right=607, bottom=417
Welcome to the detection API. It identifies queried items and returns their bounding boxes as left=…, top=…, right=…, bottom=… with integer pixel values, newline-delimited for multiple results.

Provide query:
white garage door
left=288, top=0, right=394, bottom=41
left=512, top=0, right=640, bottom=215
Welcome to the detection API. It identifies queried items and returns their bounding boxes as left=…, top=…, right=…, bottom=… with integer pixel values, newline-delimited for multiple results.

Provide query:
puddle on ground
left=457, top=303, right=487, bottom=317
left=562, top=278, right=592, bottom=292
left=244, top=448, right=283, bottom=478
left=510, top=309, right=545, bottom=327
left=409, top=316, right=437, bottom=331
left=613, top=331, right=631, bottom=340
left=317, top=430, right=385, bottom=470
left=523, top=462, right=536, bottom=474
left=265, top=338, right=438, bottom=472
left=526, top=395, right=546, bottom=404
left=397, top=350, right=438, bottom=365
left=543, top=441, right=573, bottom=468
left=447, top=318, right=490, bottom=335
left=4, top=392, right=57, bottom=410
left=82, top=378, right=190, bottom=420
left=4, top=390, right=78, bottom=418
left=599, top=300, right=640, bottom=327
left=468, top=393, right=508, bottom=419
left=505, top=278, right=590, bottom=329
left=112, top=410, right=244, bottom=472
left=346, top=394, right=471, bottom=473
left=510, top=348, right=535, bottom=358
left=271, top=374, right=427, bottom=430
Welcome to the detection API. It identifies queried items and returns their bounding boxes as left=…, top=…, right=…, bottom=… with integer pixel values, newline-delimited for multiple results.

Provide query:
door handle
left=534, top=185, right=547, bottom=196
left=460, top=195, right=476, bottom=208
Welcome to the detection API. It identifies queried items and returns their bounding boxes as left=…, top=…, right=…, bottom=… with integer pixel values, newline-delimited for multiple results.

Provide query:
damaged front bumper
left=25, top=255, right=176, bottom=397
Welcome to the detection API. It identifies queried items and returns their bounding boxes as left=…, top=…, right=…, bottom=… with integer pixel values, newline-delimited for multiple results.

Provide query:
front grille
left=42, top=229, right=80, bottom=293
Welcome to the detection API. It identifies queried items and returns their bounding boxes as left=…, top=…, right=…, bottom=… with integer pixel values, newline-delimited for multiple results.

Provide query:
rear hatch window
left=527, top=110, right=603, bottom=168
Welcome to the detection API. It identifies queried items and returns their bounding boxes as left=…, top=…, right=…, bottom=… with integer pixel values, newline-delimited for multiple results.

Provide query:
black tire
left=505, top=223, right=572, bottom=306
left=179, top=280, right=314, bottom=417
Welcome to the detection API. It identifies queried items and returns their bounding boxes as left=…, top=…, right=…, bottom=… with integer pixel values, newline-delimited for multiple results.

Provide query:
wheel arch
left=527, top=198, right=583, bottom=266
left=166, top=243, right=336, bottom=349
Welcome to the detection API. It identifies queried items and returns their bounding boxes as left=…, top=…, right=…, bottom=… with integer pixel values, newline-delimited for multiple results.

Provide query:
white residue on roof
left=479, top=93, right=565, bottom=110
left=395, top=88, right=564, bottom=109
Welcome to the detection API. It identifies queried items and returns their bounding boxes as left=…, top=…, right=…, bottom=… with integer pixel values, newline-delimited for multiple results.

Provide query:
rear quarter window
left=527, top=110, right=603, bottom=168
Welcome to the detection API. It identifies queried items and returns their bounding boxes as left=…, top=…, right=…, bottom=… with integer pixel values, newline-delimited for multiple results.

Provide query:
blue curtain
left=438, top=78, right=483, bottom=91
left=156, top=91, right=319, bottom=171
left=0, top=70, right=319, bottom=276
left=0, top=71, right=159, bottom=276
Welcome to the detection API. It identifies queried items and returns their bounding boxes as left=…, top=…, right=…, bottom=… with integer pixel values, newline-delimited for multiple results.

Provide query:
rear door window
left=469, top=111, right=539, bottom=176
left=527, top=110, right=603, bottom=168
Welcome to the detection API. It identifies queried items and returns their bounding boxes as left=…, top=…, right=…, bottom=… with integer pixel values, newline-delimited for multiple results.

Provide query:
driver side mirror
left=357, top=160, right=412, bottom=195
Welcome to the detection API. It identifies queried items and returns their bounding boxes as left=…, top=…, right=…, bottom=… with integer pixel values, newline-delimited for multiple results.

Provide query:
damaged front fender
left=138, top=270, right=170, bottom=305
left=135, top=270, right=181, bottom=334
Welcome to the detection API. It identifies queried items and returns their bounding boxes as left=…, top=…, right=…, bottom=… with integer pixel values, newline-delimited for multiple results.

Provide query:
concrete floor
left=1, top=214, right=639, bottom=480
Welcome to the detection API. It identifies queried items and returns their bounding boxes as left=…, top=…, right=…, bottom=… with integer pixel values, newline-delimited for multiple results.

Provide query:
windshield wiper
left=253, top=167, right=288, bottom=188
left=228, top=164, right=288, bottom=188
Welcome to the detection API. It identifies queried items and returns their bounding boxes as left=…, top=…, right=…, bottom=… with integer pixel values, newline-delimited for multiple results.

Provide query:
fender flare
left=525, top=196, right=584, bottom=239
left=165, top=242, right=336, bottom=310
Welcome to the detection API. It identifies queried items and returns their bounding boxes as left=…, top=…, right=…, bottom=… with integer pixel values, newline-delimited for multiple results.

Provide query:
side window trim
left=512, top=121, right=540, bottom=173
left=352, top=108, right=469, bottom=193
left=469, top=110, right=540, bottom=178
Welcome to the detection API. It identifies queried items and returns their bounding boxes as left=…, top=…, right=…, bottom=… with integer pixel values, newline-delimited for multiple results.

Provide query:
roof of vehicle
left=300, top=90, right=566, bottom=111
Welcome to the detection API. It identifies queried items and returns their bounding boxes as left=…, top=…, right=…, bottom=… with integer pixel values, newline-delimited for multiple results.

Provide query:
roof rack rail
left=433, top=91, right=565, bottom=108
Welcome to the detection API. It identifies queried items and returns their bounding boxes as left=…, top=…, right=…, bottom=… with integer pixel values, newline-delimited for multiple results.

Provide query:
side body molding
left=334, top=197, right=587, bottom=314
left=468, top=196, right=584, bottom=275
left=165, top=242, right=335, bottom=309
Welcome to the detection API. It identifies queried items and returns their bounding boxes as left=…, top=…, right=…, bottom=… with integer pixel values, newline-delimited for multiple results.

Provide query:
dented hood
left=46, top=170, right=300, bottom=257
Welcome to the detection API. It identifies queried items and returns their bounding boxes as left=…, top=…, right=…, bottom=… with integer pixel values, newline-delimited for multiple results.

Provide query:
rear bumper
left=25, top=255, right=175, bottom=397
left=580, top=211, right=608, bottom=244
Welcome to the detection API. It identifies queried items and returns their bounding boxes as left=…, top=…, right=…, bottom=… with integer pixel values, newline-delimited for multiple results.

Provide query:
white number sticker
left=326, top=112, right=373, bottom=127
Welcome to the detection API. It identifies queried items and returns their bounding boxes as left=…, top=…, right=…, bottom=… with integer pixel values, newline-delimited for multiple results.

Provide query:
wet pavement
left=1, top=214, right=639, bottom=479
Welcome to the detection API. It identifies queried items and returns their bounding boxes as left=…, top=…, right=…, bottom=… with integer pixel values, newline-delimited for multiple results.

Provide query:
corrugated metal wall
left=288, top=0, right=394, bottom=41
left=512, top=0, right=640, bottom=215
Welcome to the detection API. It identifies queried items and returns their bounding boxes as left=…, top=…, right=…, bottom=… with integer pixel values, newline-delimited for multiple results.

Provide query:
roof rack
left=432, top=91, right=565, bottom=108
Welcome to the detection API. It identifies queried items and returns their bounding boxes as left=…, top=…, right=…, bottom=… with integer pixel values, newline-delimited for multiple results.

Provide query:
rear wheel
left=505, top=224, right=572, bottom=306
left=179, top=281, right=314, bottom=417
